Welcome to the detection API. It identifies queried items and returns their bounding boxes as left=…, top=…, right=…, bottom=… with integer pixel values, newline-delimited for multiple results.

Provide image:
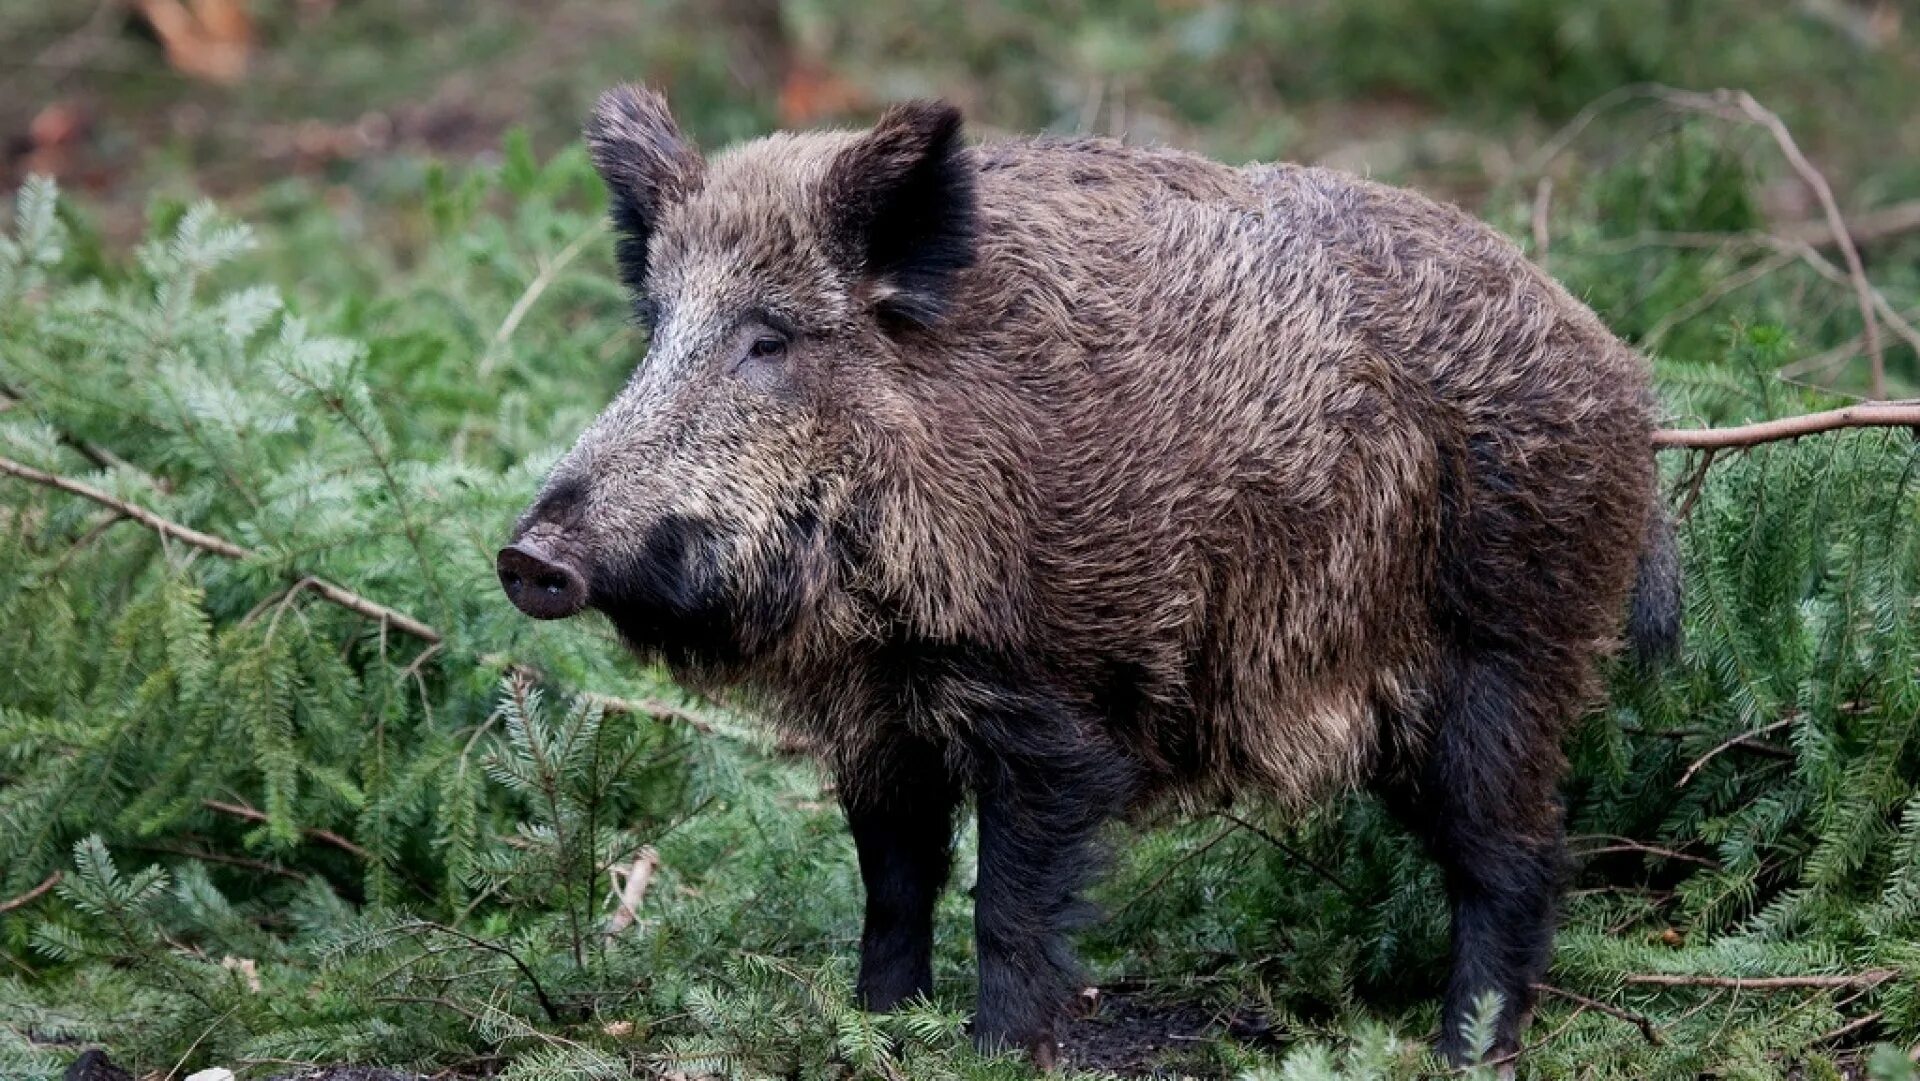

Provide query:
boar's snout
left=497, top=535, right=588, bottom=620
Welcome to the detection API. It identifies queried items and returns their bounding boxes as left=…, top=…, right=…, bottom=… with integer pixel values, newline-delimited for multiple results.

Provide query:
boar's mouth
left=589, top=511, right=817, bottom=672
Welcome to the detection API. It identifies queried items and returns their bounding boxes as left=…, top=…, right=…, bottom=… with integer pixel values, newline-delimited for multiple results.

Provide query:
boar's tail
left=1627, top=496, right=1683, bottom=665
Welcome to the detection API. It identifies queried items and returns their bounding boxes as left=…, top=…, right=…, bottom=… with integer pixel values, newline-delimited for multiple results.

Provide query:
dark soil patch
left=1057, top=991, right=1276, bottom=1077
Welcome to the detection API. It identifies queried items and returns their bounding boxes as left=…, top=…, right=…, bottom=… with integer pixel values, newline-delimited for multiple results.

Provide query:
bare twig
left=1654, top=403, right=1920, bottom=449
left=132, top=842, right=305, bottom=882
left=1112, top=820, right=1246, bottom=921
left=1220, top=812, right=1360, bottom=900
left=0, top=454, right=441, bottom=643
left=1532, top=983, right=1662, bottom=1045
left=0, top=872, right=62, bottom=916
left=201, top=799, right=372, bottom=861
left=1652, top=87, right=1886, bottom=398
left=1, top=455, right=249, bottom=558
left=1674, top=449, right=1717, bottom=519
left=481, top=222, right=604, bottom=377
left=1779, top=199, right=1920, bottom=250
left=1570, top=835, right=1720, bottom=869
left=1531, top=177, right=1553, bottom=268
left=389, top=919, right=567, bottom=1024
left=1811, top=1010, right=1883, bottom=1047
left=1624, top=970, right=1898, bottom=990
left=1775, top=239, right=1920, bottom=366
left=1677, top=717, right=1799, bottom=787
left=1643, top=247, right=1798, bottom=350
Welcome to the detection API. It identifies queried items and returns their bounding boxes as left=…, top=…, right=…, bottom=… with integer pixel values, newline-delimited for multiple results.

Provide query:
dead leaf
left=136, top=0, right=253, bottom=84
left=220, top=955, right=262, bottom=992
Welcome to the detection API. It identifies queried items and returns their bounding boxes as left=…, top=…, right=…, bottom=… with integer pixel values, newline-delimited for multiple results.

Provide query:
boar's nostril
left=497, top=540, right=588, bottom=620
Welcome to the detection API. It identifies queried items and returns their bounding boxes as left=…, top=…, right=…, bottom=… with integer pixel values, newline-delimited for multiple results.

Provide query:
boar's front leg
left=969, top=713, right=1137, bottom=1067
left=841, top=732, right=962, bottom=1011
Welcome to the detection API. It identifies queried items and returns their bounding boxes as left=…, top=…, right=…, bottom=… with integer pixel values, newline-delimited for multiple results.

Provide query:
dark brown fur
left=500, top=87, right=1679, bottom=1069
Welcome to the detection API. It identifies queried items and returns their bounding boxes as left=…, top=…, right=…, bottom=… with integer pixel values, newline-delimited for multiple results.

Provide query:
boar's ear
left=822, top=100, right=977, bottom=330
left=585, top=84, right=705, bottom=300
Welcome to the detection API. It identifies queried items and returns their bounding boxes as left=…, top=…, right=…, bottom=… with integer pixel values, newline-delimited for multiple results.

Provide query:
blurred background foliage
left=3, top=2, right=1920, bottom=1079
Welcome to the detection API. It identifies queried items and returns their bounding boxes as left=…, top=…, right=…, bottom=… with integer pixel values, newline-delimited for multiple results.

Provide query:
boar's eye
left=732, top=326, right=791, bottom=386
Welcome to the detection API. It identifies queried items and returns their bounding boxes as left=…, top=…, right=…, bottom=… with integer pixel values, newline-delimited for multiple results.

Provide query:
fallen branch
left=202, top=799, right=372, bottom=862
left=0, top=871, right=62, bottom=916
left=0, top=454, right=441, bottom=644
left=1654, top=403, right=1920, bottom=450
left=1532, top=983, right=1662, bottom=1045
left=1624, top=970, right=1898, bottom=990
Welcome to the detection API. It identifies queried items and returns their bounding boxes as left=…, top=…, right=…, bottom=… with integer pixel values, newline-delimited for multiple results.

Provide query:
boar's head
left=499, top=86, right=980, bottom=678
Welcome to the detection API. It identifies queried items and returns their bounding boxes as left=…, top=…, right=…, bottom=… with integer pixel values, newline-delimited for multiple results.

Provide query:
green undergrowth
left=2, top=110, right=1919, bottom=1081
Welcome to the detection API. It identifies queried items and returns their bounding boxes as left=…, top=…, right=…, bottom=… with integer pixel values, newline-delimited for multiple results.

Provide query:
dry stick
left=1531, top=176, right=1553, bottom=269
left=1653, top=87, right=1887, bottom=399
left=201, top=799, right=372, bottom=862
left=1654, top=403, right=1920, bottom=450
left=1643, top=247, right=1799, bottom=351
left=1779, top=199, right=1920, bottom=250
left=1811, top=1010, right=1884, bottom=1047
left=480, top=221, right=604, bottom=378
left=0, top=454, right=441, bottom=644
left=1569, top=835, right=1720, bottom=869
left=1676, top=716, right=1798, bottom=788
left=1674, top=449, right=1717, bottom=520
left=1777, top=239, right=1920, bottom=365
left=0, top=871, right=62, bottom=917
left=1532, top=983, right=1662, bottom=1045
left=1624, top=970, right=1898, bottom=990
left=392, top=919, right=566, bottom=1025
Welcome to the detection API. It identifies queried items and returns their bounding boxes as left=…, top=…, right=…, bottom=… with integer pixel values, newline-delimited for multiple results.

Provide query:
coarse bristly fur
left=500, top=83, right=1682, bottom=1070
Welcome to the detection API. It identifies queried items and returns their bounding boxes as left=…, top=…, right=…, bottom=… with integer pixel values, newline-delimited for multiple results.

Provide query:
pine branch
left=0, top=454, right=442, bottom=644
left=1654, top=404, right=1920, bottom=450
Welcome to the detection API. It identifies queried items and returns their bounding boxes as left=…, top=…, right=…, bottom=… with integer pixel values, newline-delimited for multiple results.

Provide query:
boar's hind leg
left=1383, top=657, right=1567, bottom=1068
left=842, top=733, right=962, bottom=1011
left=970, top=717, right=1137, bottom=1067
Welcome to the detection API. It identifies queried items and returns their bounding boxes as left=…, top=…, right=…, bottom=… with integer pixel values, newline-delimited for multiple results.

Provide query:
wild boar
left=497, top=85, right=1680, bottom=1069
